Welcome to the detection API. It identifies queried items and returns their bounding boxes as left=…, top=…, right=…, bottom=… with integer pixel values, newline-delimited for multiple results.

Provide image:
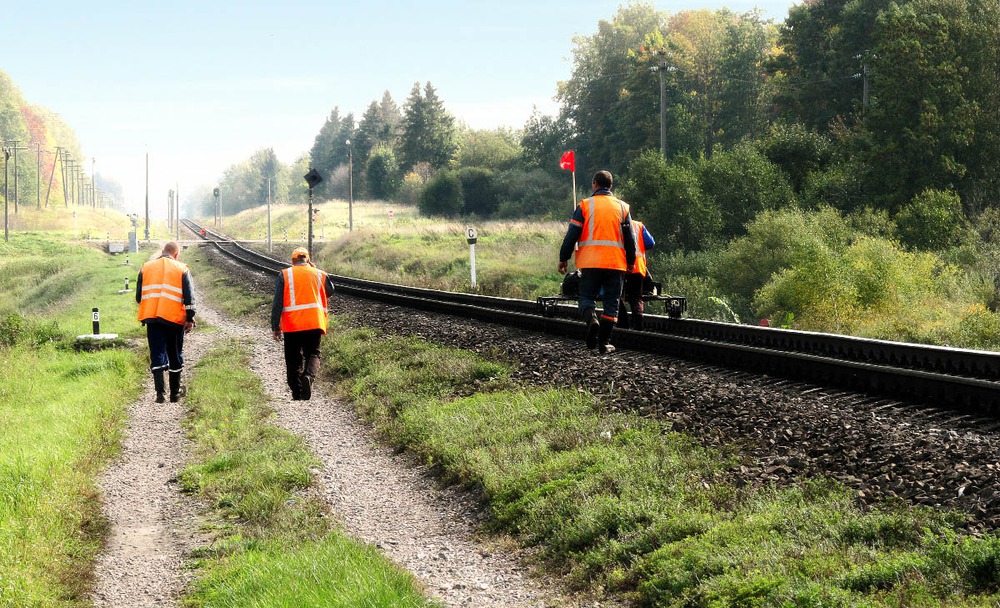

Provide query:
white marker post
left=466, top=227, right=478, bottom=290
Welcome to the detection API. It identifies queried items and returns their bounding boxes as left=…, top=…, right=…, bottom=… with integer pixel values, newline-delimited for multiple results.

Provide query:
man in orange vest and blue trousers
left=558, top=170, right=636, bottom=354
left=619, top=218, right=655, bottom=330
left=136, top=241, right=196, bottom=403
left=271, top=247, right=335, bottom=400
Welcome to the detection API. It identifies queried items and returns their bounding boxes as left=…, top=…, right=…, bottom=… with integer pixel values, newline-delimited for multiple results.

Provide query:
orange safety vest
left=279, top=265, right=329, bottom=333
left=573, top=194, right=630, bottom=271
left=631, top=220, right=648, bottom=277
left=137, top=257, right=189, bottom=325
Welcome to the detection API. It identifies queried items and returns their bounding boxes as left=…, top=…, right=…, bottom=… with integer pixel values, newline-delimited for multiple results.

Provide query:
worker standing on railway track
left=136, top=241, right=196, bottom=403
left=557, top=170, right=636, bottom=354
left=271, top=247, right=335, bottom=400
left=618, top=218, right=655, bottom=330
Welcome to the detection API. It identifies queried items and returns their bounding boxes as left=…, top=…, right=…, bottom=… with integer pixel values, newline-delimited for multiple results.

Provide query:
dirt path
left=90, top=286, right=614, bottom=607
left=89, top=324, right=210, bottom=606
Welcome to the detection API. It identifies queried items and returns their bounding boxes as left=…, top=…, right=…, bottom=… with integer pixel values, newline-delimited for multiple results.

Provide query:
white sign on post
left=466, top=227, right=478, bottom=290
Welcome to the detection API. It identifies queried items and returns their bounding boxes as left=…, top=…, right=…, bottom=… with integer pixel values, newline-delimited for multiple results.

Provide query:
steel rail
left=180, top=219, right=1000, bottom=412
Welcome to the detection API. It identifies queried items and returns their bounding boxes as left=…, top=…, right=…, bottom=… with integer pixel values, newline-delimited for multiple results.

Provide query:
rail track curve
left=180, top=218, right=1000, bottom=415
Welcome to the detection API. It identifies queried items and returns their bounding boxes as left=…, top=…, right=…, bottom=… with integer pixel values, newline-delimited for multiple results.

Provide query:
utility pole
left=144, top=152, right=149, bottom=241
left=77, top=170, right=85, bottom=209
left=266, top=176, right=272, bottom=252
left=347, top=139, right=354, bottom=232
left=167, top=189, right=174, bottom=233
left=91, top=158, right=96, bottom=208
left=658, top=51, right=668, bottom=157
left=9, top=141, right=27, bottom=213
left=862, top=64, right=870, bottom=110
left=3, top=145, right=10, bottom=242
left=45, top=147, right=60, bottom=208
left=61, top=152, right=71, bottom=206
left=213, top=187, right=220, bottom=229
left=650, top=51, right=676, bottom=158
left=35, top=143, right=41, bottom=210
left=175, top=182, right=180, bottom=240
left=66, top=159, right=76, bottom=206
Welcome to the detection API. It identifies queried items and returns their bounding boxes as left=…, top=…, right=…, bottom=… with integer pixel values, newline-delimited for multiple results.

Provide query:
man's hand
left=557, top=261, right=568, bottom=275
left=184, top=320, right=195, bottom=334
left=272, top=330, right=282, bottom=342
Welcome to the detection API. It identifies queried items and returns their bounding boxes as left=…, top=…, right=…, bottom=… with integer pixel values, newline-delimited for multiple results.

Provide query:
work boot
left=168, top=371, right=186, bottom=403
left=597, top=317, right=617, bottom=354
left=153, top=369, right=166, bottom=404
left=632, top=301, right=645, bottom=331
left=582, top=307, right=600, bottom=349
left=616, top=302, right=630, bottom=329
left=301, top=375, right=313, bottom=401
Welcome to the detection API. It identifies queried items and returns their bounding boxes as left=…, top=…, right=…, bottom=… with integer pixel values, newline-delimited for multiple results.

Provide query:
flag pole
left=571, top=170, right=576, bottom=210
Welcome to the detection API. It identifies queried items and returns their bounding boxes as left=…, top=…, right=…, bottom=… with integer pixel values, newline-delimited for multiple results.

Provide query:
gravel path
left=91, top=272, right=618, bottom=606
left=90, top=323, right=208, bottom=606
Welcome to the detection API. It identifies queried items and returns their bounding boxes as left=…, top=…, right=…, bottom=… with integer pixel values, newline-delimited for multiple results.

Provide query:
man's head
left=162, top=241, right=180, bottom=258
left=593, top=170, right=613, bottom=190
left=291, top=247, right=310, bottom=263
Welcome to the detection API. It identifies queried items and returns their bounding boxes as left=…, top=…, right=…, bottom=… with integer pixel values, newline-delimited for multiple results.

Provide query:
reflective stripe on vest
left=631, top=220, right=648, bottom=277
left=137, top=257, right=189, bottom=325
left=574, top=195, right=630, bottom=271
left=280, top=265, right=328, bottom=333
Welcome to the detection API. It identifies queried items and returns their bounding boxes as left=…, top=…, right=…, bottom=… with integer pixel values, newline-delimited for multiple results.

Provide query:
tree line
left=0, top=71, right=129, bottom=212
left=201, top=0, right=998, bottom=249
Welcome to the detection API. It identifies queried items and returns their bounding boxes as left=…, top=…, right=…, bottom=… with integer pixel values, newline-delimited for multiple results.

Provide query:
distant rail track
left=181, top=218, right=1000, bottom=414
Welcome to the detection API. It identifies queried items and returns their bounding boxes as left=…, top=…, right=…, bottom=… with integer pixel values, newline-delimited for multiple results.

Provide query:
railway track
left=181, top=218, right=1000, bottom=414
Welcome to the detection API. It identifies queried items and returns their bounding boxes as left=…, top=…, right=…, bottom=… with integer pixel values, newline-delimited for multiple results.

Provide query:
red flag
left=559, top=150, right=575, bottom=172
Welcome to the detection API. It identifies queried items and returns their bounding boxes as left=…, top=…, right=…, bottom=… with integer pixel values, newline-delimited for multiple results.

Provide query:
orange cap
left=291, top=247, right=309, bottom=262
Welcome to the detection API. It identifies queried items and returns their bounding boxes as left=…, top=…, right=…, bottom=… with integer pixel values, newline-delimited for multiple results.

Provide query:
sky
left=3, top=0, right=798, bottom=217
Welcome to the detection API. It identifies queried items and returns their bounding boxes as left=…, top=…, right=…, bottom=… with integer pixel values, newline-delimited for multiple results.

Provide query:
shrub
left=456, top=167, right=499, bottom=217
left=712, top=207, right=851, bottom=307
left=756, top=123, right=834, bottom=193
left=895, top=188, right=965, bottom=251
left=495, top=169, right=569, bottom=220
left=698, top=143, right=797, bottom=239
left=620, top=150, right=722, bottom=252
left=418, top=170, right=463, bottom=217
left=396, top=171, right=425, bottom=207
left=366, top=145, right=401, bottom=200
left=0, top=313, right=61, bottom=348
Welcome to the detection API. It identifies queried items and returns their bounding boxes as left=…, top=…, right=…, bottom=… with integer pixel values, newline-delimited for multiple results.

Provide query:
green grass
left=210, top=202, right=567, bottom=300
left=182, top=245, right=271, bottom=319
left=323, top=321, right=1000, bottom=607
left=178, top=339, right=439, bottom=607
left=0, top=233, right=153, bottom=340
left=0, top=234, right=146, bottom=605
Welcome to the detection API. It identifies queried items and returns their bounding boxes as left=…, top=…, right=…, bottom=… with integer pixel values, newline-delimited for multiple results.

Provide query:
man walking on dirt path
left=136, top=241, right=196, bottom=403
left=271, top=246, right=335, bottom=400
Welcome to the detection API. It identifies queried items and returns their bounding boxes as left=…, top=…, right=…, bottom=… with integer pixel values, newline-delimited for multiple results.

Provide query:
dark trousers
left=618, top=273, right=646, bottom=328
left=145, top=322, right=185, bottom=372
left=578, top=268, right=624, bottom=321
left=283, top=329, right=323, bottom=397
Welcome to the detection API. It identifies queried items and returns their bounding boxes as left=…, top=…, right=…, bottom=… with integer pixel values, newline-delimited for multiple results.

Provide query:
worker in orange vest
left=136, top=241, right=196, bottom=403
left=271, top=247, right=335, bottom=400
left=557, top=170, right=636, bottom=354
left=619, top=218, right=655, bottom=330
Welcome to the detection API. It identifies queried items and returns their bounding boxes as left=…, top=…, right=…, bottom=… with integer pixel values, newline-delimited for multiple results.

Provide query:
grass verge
left=324, top=322, right=1000, bottom=607
left=178, top=339, right=439, bottom=607
left=0, top=234, right=146, bottom=605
